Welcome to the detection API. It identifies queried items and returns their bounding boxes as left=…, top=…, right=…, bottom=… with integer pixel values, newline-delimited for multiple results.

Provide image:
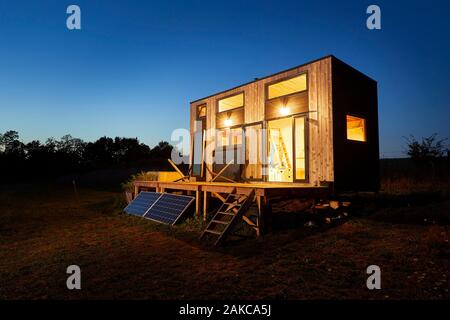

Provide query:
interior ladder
left=200, top=189, right=255, bottom=246
left=269, top=129, right=291, bottom=170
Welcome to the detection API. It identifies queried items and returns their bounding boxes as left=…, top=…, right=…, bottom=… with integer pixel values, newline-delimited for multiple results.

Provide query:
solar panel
left=124, top=191, right=161, bottom=217
left=143, top=193, right=195, bottom=225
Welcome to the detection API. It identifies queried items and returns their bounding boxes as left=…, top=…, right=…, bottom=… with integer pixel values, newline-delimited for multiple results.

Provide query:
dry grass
left=0, top=178, right=449, bottom=300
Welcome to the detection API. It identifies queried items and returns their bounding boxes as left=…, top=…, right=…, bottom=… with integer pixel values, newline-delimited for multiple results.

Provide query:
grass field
left=0, top=165, right=449, bottom=299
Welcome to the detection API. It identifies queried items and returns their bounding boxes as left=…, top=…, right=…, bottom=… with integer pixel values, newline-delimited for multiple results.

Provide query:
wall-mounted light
left=224, top=118, right=233, bottom=127
left=279, top=106, right=289, bottom=116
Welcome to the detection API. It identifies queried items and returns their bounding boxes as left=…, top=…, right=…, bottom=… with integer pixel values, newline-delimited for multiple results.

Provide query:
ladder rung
left=224, top=202, right=242, bottom=206
left=204, top=229, right=222, bottom=235
left=217, top=211, right=235, bottom=216
left=211, top=219, right=229, bottom=225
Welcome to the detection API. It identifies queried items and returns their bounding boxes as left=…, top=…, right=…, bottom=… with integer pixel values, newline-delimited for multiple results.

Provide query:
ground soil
left=0, top=182, right=449, bottom=299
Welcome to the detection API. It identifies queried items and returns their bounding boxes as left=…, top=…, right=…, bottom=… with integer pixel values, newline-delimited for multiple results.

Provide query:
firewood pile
left=304, top=200, right=352, bottom=227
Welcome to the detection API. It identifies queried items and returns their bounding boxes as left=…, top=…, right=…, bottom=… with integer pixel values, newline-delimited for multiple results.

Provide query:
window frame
left=215, top=125, right=244, bottom=149
left=265, top=72, right=308, bottom=102
left=243, top=121, right=265, bottom=182
left=293, top=115, right=309, bottom=183
left=196, top=103, right=207, bottom=119
left=346, top=114, right=367, bottom=143
left=216, top=91, right=245, bottom=114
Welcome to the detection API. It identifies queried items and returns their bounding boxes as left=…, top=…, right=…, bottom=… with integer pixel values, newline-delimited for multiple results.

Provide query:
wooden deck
left=134, top=180, right=329, bottom=197
left=134, top=180, right=331, bottom=226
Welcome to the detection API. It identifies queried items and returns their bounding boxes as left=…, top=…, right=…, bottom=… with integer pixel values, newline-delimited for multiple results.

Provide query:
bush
left=121, top=171, right=159, bottom=193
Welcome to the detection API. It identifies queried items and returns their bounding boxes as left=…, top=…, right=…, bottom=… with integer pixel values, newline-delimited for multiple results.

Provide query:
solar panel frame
left=143, top=193, right=195, bottom=225
left=123, top=191, right=162, bottom=217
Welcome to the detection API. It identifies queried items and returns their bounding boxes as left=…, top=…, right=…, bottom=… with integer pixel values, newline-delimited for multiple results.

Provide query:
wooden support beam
left=211, top=160, right=234, bottom=182
left=256, top=196, right=265, bottom=237
left=205, top=165, right=236, bottom=183
left=203, top=191, right=209, bottom=222
left=242, top=215, right=258, bottom=231
left=200, top=129, right=206, bottom=178
left=205, top=165, right=214, bottom=182
left=212, top=192, right=226, bottom=203
left=167, top=158, right=189, bottom=181
left=134, top=185, right=139, bottom=199
left=195, top=190, right=202, bottom=218
left=215, top=175, right=237, bottom=183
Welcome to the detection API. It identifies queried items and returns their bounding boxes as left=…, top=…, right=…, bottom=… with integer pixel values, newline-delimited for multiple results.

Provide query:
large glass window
left=218, top=93, right=244, bottom=113
left=216, top=127, right=243, bottom=147
left=244, top=124, right=263, bottom=180
left=214, top=127, right=244, bottom=181
left=267, top=117, right=293, bottom=182
left=268, top=74, right=307, bottom=100
left=295, top=117, right=306, bottom=180
left=346, top=115, right=366, bottom=142
left=217, top=129, right=228, bottom=147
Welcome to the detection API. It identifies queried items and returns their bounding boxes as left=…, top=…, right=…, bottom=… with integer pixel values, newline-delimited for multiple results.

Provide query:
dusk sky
left=1, top=0, right=449, bottom=158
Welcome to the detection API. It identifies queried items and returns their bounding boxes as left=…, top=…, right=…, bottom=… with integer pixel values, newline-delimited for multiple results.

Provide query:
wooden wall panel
left=331, top=57, right=379, bottom=191
left=216, top=108, right=244, bottom=129
left=190, top=56, right=334, bottom=184
left=302, top=58, right=333, bottom=185
left=265, top=91, right=308, bottom=120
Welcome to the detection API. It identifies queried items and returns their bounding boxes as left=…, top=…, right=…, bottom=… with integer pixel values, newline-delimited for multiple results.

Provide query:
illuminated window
left=295, top=117, right=306, bottom=180
left=230, top=128, right=243, bottom=145
left=197, top=104, right=206, bottom=118
left=216, top=128, right=243, bottom=147
left=268, top=74, right=307, bottom=100
left=346, top=115, right=366, bottom=142
left=218, top=93, right=244, bottom=113
left=217, top=129, right=228, bottom=147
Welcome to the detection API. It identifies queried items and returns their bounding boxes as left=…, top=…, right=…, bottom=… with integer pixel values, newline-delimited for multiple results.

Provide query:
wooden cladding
left=265, top=91, right=308, bottom=120
left=191, top=56, right=335, bottom=184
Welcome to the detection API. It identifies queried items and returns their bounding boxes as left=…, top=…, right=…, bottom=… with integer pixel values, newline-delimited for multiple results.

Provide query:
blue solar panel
left=143, top=193, right=195, bottom=225
left=124, top=191, right=161, bottom=217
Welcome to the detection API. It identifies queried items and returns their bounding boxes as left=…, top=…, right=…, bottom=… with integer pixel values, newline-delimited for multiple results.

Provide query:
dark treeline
left=0, top=130, right=176, bottom=183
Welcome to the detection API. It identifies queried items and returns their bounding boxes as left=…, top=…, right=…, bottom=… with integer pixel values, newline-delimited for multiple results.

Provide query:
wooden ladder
left=200, top=189, right=255, bottom=246
left=269, top=129, right=291, bottom=170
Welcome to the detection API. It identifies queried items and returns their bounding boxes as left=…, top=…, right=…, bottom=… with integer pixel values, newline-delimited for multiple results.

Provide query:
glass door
left=243, top=123, right=263, bottom=180
left=294, top=116, right=307, bottom=182
left=267, top=117, right=293, bottom=182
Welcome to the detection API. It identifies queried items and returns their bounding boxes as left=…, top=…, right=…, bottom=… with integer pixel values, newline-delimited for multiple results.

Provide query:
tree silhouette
left=0, top=130, right=175, bottom=183
left=405, top=134, right=448, bottom=163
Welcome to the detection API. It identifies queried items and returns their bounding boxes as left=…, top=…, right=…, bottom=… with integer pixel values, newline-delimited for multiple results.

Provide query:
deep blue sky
left=0, top=0, right=449, bottom=157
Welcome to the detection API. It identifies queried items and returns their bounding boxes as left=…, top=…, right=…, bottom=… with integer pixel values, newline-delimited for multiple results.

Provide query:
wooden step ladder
left=200, top=189, right=255, bottom=246
left=269, top=128, right=291, bottom=171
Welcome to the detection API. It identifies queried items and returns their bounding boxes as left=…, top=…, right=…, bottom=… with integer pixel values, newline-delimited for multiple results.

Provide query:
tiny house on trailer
left=131, top=55, right=379, bottom=244
left=190, top=55, right=379, bottom=192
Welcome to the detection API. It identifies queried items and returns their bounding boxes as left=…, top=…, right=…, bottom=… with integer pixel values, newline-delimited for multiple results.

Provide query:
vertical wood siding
left=190, top=56, right=334, bottom=184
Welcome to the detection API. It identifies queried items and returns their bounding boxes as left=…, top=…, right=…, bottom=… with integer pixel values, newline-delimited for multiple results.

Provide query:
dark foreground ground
left=0, top=176, right=449, bottom=299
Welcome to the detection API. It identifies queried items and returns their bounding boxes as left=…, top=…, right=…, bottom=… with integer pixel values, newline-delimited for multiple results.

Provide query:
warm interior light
left=279, top=106, right=289, bottom=116
left=346, top=115, right=366, bottom=142
left=268, top=74, right=307, bottom=100
left=218, top=93, right=244, bottom=112
left=224, top=118, right=233, bottom=127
